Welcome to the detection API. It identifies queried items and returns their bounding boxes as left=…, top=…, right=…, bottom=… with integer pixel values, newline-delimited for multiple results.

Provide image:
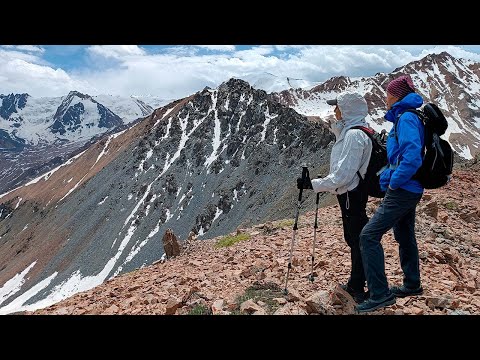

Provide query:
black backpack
left=351, top=126, right=388, bottom=198
left=397, top=103, right=454, bottom=189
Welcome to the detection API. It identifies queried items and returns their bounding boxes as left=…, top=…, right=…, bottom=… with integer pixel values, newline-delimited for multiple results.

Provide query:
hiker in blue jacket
left=356, top=74, right=425, bottom=313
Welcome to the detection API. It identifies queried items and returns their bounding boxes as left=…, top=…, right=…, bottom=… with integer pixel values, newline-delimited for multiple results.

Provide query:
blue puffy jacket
left=380, top=92, right=425, bottom=194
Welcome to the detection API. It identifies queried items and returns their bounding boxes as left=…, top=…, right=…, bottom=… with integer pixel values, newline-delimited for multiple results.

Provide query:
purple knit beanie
left=386, top=74, right=416, bottom=99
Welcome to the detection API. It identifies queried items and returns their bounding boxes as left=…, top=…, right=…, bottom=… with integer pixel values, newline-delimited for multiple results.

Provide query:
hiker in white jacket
left=298, top=91, right=372, bottom=303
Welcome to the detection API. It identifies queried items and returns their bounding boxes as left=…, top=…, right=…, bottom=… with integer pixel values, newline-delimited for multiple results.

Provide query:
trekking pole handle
left=298, top=166, right=309, bottom=201
left=314, top=192, right=320, bottom=229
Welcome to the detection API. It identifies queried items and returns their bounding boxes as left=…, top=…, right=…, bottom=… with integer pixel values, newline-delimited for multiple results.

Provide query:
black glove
left=297, top=176, right=313, bottom=190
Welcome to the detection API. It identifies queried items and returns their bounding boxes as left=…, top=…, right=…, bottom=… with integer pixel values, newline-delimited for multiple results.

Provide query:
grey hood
left=312, top=91, right=372, bottom=195
left=330, top=91, right=369, bottom=139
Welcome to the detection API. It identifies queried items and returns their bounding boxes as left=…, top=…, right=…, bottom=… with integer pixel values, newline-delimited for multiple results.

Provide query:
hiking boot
left=340, top=283, right=370, bottom=304
left=355, top=293, right=396, bottom=313
left=390, top=284, right=423, bottom=298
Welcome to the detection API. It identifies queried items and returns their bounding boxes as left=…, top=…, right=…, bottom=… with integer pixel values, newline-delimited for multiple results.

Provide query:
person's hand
left=297, top=177, right=313, bottom=190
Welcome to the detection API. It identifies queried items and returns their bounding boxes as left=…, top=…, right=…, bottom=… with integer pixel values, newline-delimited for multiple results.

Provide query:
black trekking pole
left=283, top=165, right=309, bottom=295
left=308, top=192, right=320, bottom=282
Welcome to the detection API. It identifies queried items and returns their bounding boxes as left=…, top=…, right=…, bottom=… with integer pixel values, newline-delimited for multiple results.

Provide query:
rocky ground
left=32, top=169, right=480, bottom=315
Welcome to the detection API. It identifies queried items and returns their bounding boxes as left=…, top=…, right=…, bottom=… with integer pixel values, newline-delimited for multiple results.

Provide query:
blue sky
left=1, top=45, right=480, bottom=99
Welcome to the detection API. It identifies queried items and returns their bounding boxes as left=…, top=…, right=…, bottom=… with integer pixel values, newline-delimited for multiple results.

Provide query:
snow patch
left=58, top=172, right=89, bottom=203
left=119, top=221, right=161, bottom=270
left=15, top=197, right=22, bottom=209
left=0, top=261, right=37, bottom=306
left=94, top=135, right=114, bottom=165
left=165, top=209, right=173, bottom=222
left=23, top=150, right=87, bottom=187
left=204, top=91, right=222, bottom=168
left=178, top=194, right=186, bottom=204
left=212, top=207, right=223, bottom=224
left=260, top=110, right=277, bottom=142
left=154, top=106, right=175, bottom=128
left=138, top=149, right=154, bottom=171
left=0, top=271, right=58, bottom=315
left=456, top=144, right=473, bottom=159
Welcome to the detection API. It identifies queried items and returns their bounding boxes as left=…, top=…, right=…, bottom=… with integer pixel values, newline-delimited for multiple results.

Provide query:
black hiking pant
left=337, top=184, right=369, bottom=293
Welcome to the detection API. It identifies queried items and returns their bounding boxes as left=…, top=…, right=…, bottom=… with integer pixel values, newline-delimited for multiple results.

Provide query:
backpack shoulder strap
left=349, top=126, right=374, bottom=181
left=350, top=125, right=374, bottom=138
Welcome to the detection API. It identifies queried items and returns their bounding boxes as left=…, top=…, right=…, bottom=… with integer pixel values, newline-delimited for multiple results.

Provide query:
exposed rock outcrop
left=162, top=229, right=181, bottom=259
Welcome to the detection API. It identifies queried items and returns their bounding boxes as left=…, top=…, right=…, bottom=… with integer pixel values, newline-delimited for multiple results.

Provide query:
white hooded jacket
left=311, top=92, right=372, bottom=195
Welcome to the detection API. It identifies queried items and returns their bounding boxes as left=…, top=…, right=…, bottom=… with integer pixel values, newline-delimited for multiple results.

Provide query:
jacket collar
left=384, top=92, right=423, bottom=123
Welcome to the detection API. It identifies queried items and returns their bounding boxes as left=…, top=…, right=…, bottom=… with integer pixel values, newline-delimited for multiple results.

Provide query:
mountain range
left=0, top=91, right=169, bottom=194
left=273, top=52, right=480, bottom=160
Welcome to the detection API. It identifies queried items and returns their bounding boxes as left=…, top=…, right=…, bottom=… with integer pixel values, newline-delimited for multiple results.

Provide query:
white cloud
left=0, top=48, right=46, bottom=65
left=1, top=45, right=480, bottom=100
left=86, top=45, right=146, bottom=59
left=418, top=45, right=480, bottom=62
left=162, top=46, right=199, bottom=56
left=0, top=49, right=95, bottom=97
left=234, top=45, right=275, bottom=58
left=196, top=45, right=236, bottom=52
left=15, top=45, right=45, bottom=54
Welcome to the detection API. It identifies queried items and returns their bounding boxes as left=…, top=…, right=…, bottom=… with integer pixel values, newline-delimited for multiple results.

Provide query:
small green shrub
left=233, top=282, right=284, bottom=315
left=215, top=233, right=250, bottom=248
left=445, top=201, right=458, bottom=210
left=275, top=218, right=294, bottom=229
left=187, top=304, right=211, bottom=315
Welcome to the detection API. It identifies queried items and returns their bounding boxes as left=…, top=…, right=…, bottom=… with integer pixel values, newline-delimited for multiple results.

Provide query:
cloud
left=0, top=48, right=45, bottom=65
left=234, top=45, right=275, bottom=58
left=15, top=45, right=45, bottom=54
left=0, top=49, right=95, bottom=97
left=1, top=45, right=45, bottom=54
left=162, top=46, right=199, bottom=56
left=1, top=45, right=480, bottom=100
left=417, top=45, right=480, bottom=62
left=86, top=45, right=146, bottom=59
left=196, top=45, right=236, bottom=52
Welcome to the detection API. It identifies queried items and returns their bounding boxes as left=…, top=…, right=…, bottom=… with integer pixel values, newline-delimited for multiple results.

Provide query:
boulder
left=162, top=229, right=181, bottom=259
left=273, top=303, right=308, bottom=315
left=240, top=299, right=264, bottom=314
left=330, top=284, right=356, bottom=314
left=422, top=201, right=438, bottom=219
left=211, top=299, right=225, bottom=315
left=305, top=291, right=332, bottom=314
left=165, top=297, right=183, bottom=315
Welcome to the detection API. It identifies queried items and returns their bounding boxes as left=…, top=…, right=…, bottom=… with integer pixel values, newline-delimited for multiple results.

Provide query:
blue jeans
left=359, top=188, right=422, bottom=300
